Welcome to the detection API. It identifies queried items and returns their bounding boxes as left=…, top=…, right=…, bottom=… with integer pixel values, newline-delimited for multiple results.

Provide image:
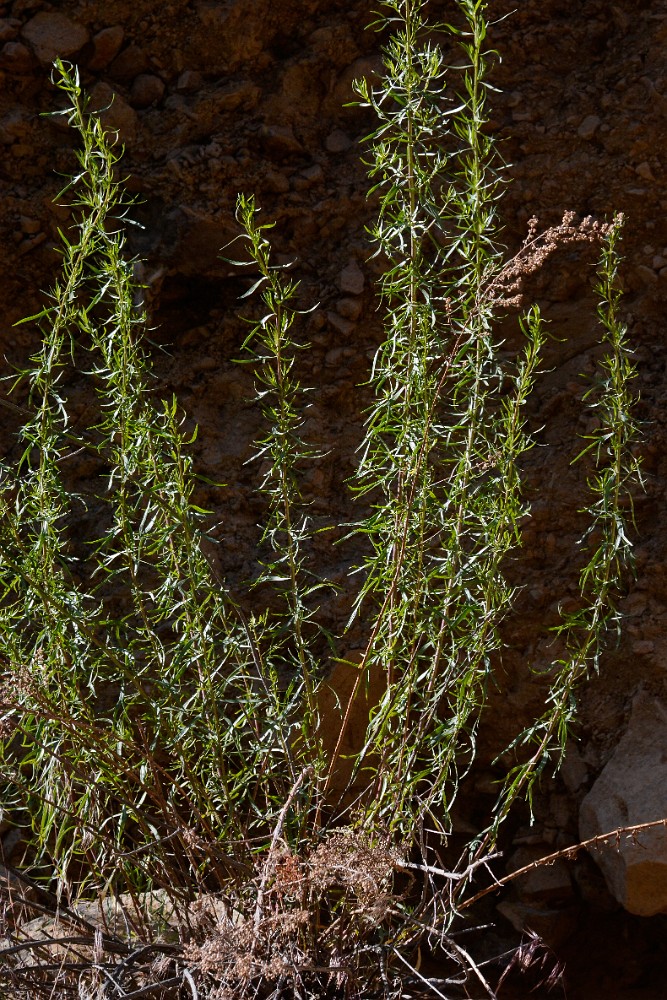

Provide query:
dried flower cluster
left=308, top=828, right=401, bottom=907
left=182, top=830, right=402, bottom=996
left=487, top=211, right=624, bottom=308
left=0, top=661, right=36, bottom=737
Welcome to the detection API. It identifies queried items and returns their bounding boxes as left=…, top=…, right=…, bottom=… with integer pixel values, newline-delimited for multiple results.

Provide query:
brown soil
left=1, top=0, right=666, bottom=994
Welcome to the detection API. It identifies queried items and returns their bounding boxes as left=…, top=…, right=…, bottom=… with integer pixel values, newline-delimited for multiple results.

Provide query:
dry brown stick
left=252, top=766, right=314, bottom=938
left=459, top=815, right=667, bottom=912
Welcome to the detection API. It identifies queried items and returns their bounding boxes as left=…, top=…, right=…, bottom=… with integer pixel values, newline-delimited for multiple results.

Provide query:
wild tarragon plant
left=0, top=4, right=641, bottom=995
left=329, top=0, right=546, bottom=840
left=331, top=0, right=640, bottom=868
left=0, top=63, right=319, bottom=905
left=229, top=193, right=331, bottom=835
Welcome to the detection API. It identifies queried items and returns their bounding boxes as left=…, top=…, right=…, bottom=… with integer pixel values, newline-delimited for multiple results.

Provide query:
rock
left=560, top=741, right=589, bottom=793
left=87, top=25, right=124, bottom=71
left=633, top=264, right=659, bottom=286
left=573, top=857, right=619, bottom=913
left=331, top=55, right=383, bottom=105
left=17, top=232, right=46, bottom=256
left=0, top=111, right=26, bottom=145
left=316, top=654, right=384, bottom=796
left=0, top=18, right=20, bottom=43
left=336, top=297, right=362, bottom=321
left=512, top=823, right=547, bottom=847
left=8, top=143, right=31, bottom=158
left=176, top=69, right=203, bottom=93
left=0, top=40, right=32, bottom=74
left=259, top=123, right=303, bottom=159
left=15, top=888, right=185, bottom=958
left=325, top=347, right=354, bottom=367
left=327, top=311, right=354, bottom=336
left=548, top=793, right=573, bottom=830
left=292, top=163, right=323, bottom=190
left=635, top=161, right=655, bottom=182
left=129, top=73, right=165, bottom=109
left=339, top=259, right=365, bottom=295
left=506, top=846, right=574, bottom=905
left=22, top=13, right=89, bottom=67
left=163, top=93, right=187, bottom=114
left=496, top=897, right=578, bottom=948
left=579, top=691, right=667, bottom=916
left=265, top=170, right=290, bottom=194
left=89, top=82, right=138, bottom=145
left=201, top=82, right=260, bottom=115
left=19, top=216, right=39, bottom=234
left=326, top=128, right=352, bottom=153
left=632, top=639, right=655, bottom=655
left=108, top=44, right=150, bottom=83
left=577, top=114, right=601, bottom=140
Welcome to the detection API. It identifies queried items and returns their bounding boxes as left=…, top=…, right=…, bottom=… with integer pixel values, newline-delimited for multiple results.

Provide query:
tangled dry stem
left=183, top=828, right=403, bottom=996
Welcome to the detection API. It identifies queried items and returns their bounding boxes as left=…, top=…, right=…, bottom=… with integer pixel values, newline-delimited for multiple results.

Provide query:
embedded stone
left=0, top=18, right=20, bottom=43
left=129, top=73, right=165, bottom=109
left=339, top=259, right=365, bottom=295
left=88, top=26, right=124, bottom=71
left=327, top=311, right=354, bottom=336
left=325, top=128, right=352, bottom=153
left=0, top=40, right=32, bottom=74
left=176, top=70, right=203, bottom=93
left=89, top=82, right=138, bottom=144
left=0, top=112, right=27, bottom=145
left=497, top=898, right=578, bottom=948
left=336, top=297, right=362, bottom=321
left=506, top=846, right=574, bottom=905
left=579, top=691, right=667, bottom=916
left=108, top=44, right=150, bottom=82
left=577, top=114, right=601, bottom=140
left=22, top=13, right=89, bottom=66
left=259, top=124, right=303, bottom=158
left=635, top=161, right=655, bottom=181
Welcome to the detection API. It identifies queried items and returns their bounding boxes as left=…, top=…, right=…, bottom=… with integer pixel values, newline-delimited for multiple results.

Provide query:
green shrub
left=0, top=2, right=639, bottom=996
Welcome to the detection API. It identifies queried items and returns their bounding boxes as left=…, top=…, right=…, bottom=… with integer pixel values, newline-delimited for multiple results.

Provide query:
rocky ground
left=1, top=0, right=667, bottom=995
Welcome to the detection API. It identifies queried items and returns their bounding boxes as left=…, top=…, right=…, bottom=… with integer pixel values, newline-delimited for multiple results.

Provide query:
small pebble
left=300, top=163, right=323, bottom=183
left=635, top=264, right=658, bottom=284
left=19, top=215, right=40, bottom=233
left=108, top=44, right=149, bottom=82
left=0, top=18, right=19, bottom=42
left=176, top=70, right=203, bottom=93
left=0, top=40, right=32, bottom=73
left=326, top=311, right=354, bottom=336
left=130, top=73, right=165, bottom=109
left=265, top=170, right=290, bottom=194
left=632, top=639, right=655, bottom=655
left=336, top=297, right=362, bottom=321
left=577, top=114, right=601, bottom=140
left=260, top=124, right=303, bottom=158
left=88, top=25, right=124, bottom=71
left=325, top=129, right=352, bottom=153
left=635, top=161, right=655, bottom=181
left=339, top=259, right=364, bottom=295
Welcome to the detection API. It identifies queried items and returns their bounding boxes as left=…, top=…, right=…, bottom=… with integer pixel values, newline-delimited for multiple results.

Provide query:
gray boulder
left=579, top=691, right=667, bottom=916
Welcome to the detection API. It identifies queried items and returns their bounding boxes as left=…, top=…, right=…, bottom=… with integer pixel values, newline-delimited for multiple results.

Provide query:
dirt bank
left=1, top=0, right=666, bottom=993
